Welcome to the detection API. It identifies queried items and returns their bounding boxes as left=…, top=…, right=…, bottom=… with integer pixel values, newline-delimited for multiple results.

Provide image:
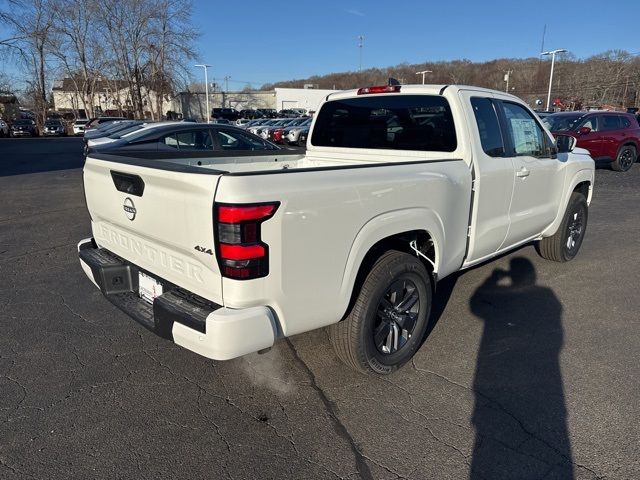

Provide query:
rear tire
left=611, top=145, right=636, bottom=172
left=537, top=192, right=588, bottom=262
left=329, top=250, right=432, bottom=375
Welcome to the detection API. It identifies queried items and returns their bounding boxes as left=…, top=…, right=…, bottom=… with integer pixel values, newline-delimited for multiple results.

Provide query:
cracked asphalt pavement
left=1, top=137, right=639, bottom=479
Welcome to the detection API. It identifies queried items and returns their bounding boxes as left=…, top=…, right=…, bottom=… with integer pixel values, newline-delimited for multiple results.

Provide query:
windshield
left=45, top=121, right=62, bottom=126
left=542, top=114, right=585, bottom=132
left=14, top=120, right=32, bottom=126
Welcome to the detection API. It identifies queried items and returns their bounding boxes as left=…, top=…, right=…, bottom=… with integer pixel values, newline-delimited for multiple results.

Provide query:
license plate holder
left=139, top=272, right=163, bottom=304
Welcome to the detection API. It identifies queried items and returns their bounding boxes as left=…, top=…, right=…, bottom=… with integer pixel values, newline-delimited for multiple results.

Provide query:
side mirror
left=556, top=134, right=577, bottom=153
left=578, top=126, right=591, bottom=135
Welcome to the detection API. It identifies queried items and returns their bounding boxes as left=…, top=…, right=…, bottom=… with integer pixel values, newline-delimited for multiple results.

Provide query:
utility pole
left=224, top=75, right=231, bottom=108
left=416, top=70, right=432, bottom=85
left=195, top=64, right=212, bottom=122
left=541, top=49, right=566, bottom=111
left=504, top=70, right=512, bottom=92
left=358, top=35, right=364, bottom=72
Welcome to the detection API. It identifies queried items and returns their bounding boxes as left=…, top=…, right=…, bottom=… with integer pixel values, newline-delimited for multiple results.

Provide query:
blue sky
left=191, top=0, right=637, bottom=88
left=0, top=0, right=637, bottom=89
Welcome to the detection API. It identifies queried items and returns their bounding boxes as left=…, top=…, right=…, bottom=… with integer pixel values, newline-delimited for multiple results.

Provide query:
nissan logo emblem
left=123, top=197, right=137, bottom=221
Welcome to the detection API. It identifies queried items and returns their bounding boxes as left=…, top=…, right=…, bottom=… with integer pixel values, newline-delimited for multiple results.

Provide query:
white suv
left=73, top=119, right=89, bottom=136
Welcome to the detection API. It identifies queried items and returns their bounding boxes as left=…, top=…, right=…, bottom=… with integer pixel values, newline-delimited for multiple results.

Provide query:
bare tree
left=49, top=1, right=106, bottom=118
left=144, top=0, right=198, bottom=119
left=0, top=0, right=56, bottom=124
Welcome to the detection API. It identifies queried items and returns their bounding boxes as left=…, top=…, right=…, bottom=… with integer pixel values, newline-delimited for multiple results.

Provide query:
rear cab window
left=311, top=94, right=457, bottom=152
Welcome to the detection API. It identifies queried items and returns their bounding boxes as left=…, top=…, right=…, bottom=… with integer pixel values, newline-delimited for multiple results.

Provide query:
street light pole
left=195, top=64, right=212, bottom=123
left=541, top=49, right=566, bottom=111
left=415, top=70, right=432, bottom=85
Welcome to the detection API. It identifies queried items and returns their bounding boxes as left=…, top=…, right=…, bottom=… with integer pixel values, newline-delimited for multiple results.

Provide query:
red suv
left=543, top=111, right=640, bottom=172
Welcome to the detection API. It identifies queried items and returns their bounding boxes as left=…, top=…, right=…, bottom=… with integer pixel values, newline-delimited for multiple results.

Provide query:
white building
left=275, top=87, right=339, bottom=114
left=52, top=78, right=163, bottom=119
left=169, top=87, right=343, bottom=121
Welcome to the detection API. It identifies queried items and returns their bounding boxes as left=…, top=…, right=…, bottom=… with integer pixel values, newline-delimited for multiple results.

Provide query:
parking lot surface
left=1, top=137, right=639, bottom=479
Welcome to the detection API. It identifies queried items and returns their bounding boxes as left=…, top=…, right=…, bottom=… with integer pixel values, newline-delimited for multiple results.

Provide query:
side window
left=619, top=116, right=631, bottom=129
left=580, top=117, right=598, bottom=132
left=216, top=129, right=271, bottom=150
left=600, top=115, right=620, bottom=131
left=470, top=97, right=505, bottom=157
left=163, top=134, right=178, bottom=148
left=162, top=130, right=212, bottom=150
left=501, top=102, right=548, bottom=157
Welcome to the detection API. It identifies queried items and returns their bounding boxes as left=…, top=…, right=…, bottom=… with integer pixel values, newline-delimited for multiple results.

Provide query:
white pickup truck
left=78, top=84, right=594, bottom=374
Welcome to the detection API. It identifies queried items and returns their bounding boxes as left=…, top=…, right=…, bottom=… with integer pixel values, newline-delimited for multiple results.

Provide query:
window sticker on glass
left=510, top=118, right=540, bottom=155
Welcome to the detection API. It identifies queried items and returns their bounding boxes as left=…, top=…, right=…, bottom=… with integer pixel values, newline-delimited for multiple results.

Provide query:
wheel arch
left=542, top=169, right=593, bottom=237
left=338, top=208, right=445, bottom=321
left=619, top=140, right=639, bottom=157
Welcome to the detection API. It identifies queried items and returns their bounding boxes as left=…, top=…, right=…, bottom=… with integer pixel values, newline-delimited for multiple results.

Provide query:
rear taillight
left=215, top=202, right=279, bottom=280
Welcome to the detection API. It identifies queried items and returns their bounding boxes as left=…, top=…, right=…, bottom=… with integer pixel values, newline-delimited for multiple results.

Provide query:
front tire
left=329, top=250, right=432, bottom=375
left=612, top=145, right=636, bottom=172
left=537, top=192, right=588, bottom=262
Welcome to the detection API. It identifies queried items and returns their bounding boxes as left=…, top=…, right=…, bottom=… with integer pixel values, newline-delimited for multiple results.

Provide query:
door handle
left=516, top=167, right=530, bottom=178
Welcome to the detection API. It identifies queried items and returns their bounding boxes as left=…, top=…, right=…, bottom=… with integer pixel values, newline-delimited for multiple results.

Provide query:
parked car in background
left=83, top=120, right=141, bottom=140
left=543, top=111, right=640, bottom=172
left=534, top=110, right=555, bottom=119
left=0, top=119, right=9, bottom=137
left=238, top=109, right=263, bottom=119
left=278, top=109, right=306, bottom=118
left=296, top=126, right=309, bottom=146
left=73, top=119, right=89, bottom=136
left=10, top=119, right=38, bottom=137
left=257, top=118, right=292, bottom=140
left=266, top=117, right=310, bottom=143
left=283, top=118, right=312, bottom=145
left=247, top=119, right=280, bottom=136
left=43, top=119, right=67, bottom=136
left=212, top=108, right=239, bottom=122
left=87, top=122, right=279, bottom=155
left=256, top=108, right=277, bottom=118
left=84, top=116, right=127, bottom=131
left=85, top=121, right=151, bottom=151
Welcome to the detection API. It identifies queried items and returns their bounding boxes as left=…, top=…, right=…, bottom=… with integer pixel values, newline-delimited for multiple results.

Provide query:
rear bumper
left=77, top=238, right=277, bottom=360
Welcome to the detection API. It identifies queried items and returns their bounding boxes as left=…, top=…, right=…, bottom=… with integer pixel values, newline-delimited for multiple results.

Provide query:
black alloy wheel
left=374, top=279, right=421, bottom=355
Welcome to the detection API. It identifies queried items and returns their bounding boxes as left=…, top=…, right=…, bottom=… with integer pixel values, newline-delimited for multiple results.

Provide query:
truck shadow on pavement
left=467, top=257, right=574, bottom=479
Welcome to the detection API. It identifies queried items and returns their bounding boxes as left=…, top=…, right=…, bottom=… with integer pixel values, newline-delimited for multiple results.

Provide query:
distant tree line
left=0, top=0, right=198, bottom=124
left=263, top=51, right=640, bottom=110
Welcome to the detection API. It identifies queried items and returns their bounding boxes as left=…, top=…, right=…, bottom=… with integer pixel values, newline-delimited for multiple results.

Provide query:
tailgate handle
left=111, top=171, right=145, bottom=197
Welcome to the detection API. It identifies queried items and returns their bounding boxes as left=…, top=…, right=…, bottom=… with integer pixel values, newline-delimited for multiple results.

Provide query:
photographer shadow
left=469, top=257, right=574, bottom=479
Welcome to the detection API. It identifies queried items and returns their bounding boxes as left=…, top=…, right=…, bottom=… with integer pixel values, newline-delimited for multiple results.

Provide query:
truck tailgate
left=83, top=156, right=223, bottom=304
